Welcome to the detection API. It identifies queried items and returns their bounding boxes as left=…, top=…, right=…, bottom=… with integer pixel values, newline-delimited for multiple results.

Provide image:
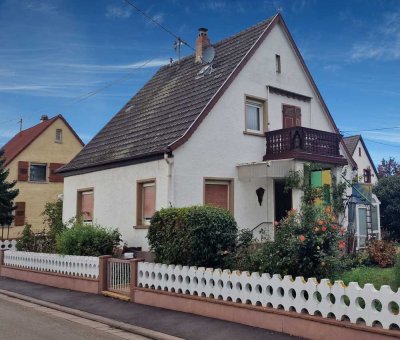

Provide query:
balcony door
left=282, top=105, right=301, bottom=128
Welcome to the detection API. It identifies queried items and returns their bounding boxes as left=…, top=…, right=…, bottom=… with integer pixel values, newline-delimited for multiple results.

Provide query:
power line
left=122, top=0, right=195, bottom=51
left=342, top=131, right=400, bottom=148
left=341, top=126, right=400, bottom=133
left=0, top=118, right=19, bottom=125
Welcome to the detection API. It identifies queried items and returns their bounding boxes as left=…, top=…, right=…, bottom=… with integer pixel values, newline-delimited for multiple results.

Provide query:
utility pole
left=174, top=37, right=187, bottom=64
left=18, top=118, right=23, bottom=132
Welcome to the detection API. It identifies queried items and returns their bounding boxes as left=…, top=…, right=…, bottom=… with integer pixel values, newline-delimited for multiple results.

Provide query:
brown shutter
left=283, top=105, right=301, bottom=128
left=49, top=163, right=65, bottom=182
left=14, top=202, right=25, bottom=226
left=295, top=107, right=301, bottom=126
left=205, top=184, right=229, bottom=210
left=18, top=161, right=29, bottom=181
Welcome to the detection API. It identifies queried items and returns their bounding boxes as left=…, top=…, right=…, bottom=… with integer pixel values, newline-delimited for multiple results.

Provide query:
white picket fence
left=0, top=240, right=16, bottom=251
left=138, top=262, right=400, bottom=330
left=3, top=251, right=99, bottom=278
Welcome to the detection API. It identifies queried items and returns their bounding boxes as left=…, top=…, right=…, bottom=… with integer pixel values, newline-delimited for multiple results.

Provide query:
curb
left=0, top=289, right=183, bottom=340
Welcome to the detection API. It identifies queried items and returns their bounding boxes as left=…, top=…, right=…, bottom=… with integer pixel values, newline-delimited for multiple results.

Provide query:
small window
left=55, top=129, right=62, bottom=143
left=275, top=54, right=281, bottom=73
left=358, top=147, right=361, bottom=157
left=29, top=164, right=47, bottom=182
left=245, top=100, right=263, bottom=133
left=78, top=190, right=94, bottom=222
left=204, top=179, right=233, bottom=212
left=137, top=181, right=156, bottom=226
left=363, top=169, right=371, bottom=183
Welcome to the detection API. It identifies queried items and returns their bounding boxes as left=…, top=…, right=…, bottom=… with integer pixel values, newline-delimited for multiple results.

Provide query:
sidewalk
left=0, top=277, right=297, bottom=340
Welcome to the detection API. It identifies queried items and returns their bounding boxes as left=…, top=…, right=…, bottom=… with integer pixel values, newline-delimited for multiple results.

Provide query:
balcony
left=263, top=126, right=347, bottom=165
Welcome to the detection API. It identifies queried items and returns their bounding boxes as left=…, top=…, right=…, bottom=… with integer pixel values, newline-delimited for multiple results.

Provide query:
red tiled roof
left=2, top=114, right=83, bottom=166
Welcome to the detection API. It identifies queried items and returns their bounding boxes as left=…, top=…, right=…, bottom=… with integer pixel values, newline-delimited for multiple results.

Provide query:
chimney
left=40, top=115, right=49, bottom=122
left=195, top=27, right=211, bottom=63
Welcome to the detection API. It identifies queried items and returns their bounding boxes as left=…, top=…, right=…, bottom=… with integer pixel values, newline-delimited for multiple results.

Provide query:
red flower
left=339, top=240, right=346, bottom=250
left=332, top=225, right=338, bottom=230
left=321, top=226, right=327, bottom=232
left=317, top=220, right=324, bottom=226
left=299, top=235, right=305, bottom=242
left=340, top=226, right=345, bottom=235
left=274, top=221, right=280, bottom=226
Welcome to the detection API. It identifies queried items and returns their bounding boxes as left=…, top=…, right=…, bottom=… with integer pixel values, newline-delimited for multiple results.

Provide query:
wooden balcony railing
left=263, top=126, right=347, bottom=165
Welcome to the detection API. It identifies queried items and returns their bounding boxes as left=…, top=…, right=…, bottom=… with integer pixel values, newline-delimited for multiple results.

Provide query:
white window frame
left=29, top=163, right=47, bottom=182
left=142, top=181, right=156, bottom=226
left=245, top=100, right=263, bottom=134
left=55, top=129, right=63, bottom=143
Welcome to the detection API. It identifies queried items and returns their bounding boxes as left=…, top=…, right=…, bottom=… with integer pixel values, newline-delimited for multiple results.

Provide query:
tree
left=0, top=149, right=19, bottom=226
left=378, top=157, right=400, bottom=178
left=374, top=176, right=400, bottom=241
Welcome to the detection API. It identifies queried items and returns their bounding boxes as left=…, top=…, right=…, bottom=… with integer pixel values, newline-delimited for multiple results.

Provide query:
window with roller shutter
left=14, top=202, right=26, bottom=226
left=204, top=179, right=233, bottom=213
left=136, top=180, right=156, bottom=227
left=77, top=190, right=94, bottom=222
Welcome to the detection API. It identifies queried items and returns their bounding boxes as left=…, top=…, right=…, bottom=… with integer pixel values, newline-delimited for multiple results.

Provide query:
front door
left=274, top=180, right=292, bottom=223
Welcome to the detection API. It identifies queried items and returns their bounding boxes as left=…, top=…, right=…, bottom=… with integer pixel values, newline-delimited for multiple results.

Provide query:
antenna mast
left=18, top=118, right=23, bottom=132
left=174, top=37, right=186, bottom=64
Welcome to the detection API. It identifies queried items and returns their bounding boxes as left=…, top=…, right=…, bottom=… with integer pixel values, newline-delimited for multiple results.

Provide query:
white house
left=343, top=135, right=381, bottom=249
left=60, top=14, right=355, bottom=251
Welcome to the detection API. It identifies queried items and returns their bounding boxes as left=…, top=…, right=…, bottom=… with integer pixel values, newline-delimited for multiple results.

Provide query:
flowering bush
left=251, top=208, right=346, bottom=279
left=367, top=239, right=396, bottom=268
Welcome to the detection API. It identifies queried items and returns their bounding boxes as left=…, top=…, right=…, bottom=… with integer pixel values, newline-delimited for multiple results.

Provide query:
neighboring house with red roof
left=60, top=14, right=354, bottom=252
left=2, top=114, right=83, bottom=238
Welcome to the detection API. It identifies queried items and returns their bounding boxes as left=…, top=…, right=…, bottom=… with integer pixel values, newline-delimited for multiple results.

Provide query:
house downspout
left=164, top=153, right=174, bottom=207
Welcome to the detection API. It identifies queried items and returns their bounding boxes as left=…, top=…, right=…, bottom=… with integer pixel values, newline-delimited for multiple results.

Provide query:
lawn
left=339, top=266, right=399, bottom=291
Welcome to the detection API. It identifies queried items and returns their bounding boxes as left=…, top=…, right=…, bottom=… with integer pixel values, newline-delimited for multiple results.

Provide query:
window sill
left=243, top=130, right=265, bottom=137
left=134, top=225, right=150, bottom=230
left=28, top=180, right=48, bottom=184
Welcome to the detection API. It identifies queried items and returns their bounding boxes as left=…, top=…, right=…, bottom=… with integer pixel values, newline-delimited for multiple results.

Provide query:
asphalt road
left=0, top=296, right=144, bottom=340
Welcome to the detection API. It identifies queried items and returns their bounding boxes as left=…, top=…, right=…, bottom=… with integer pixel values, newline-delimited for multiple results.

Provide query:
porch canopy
left=236, top=159, right=296, bottom=179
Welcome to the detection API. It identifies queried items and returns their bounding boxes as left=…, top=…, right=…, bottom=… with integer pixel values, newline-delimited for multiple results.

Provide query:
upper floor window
left=55, top=129, right=63, bottom=143
left=29, top=164, right=47, bottom=182
left=358, top=147, right=361, bottom=157
left=363, top=169, right=371, bottom=183
left=78, top=190, right=94, bottom=222
left=282, top=105, right=301, bottom=128
left=245, top=99, right=263, bottom=133
left=275, top=54, right=281, bottom=73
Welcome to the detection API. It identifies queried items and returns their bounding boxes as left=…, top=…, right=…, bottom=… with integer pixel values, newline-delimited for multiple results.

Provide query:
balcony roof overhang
left=237, top=159, right=296, bottom=179
left=263, top=151, right=348, bottom=166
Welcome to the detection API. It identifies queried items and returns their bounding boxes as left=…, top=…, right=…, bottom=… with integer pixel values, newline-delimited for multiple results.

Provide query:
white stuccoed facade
left=63, top=22, right=348, bottom=250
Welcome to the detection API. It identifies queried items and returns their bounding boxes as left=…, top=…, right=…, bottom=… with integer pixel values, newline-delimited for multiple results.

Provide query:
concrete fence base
left=132, top=287, right=399, bottom=340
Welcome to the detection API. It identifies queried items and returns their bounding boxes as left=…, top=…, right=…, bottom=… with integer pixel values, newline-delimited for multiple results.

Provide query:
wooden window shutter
left=18, top=161, right=29, bottom=181
left=14, top=202, right=26, bottom=226
left=283, top=105, right=301, bottom=128
left=205, top=184, right=229, bottom=210
left=49, top=163, right=65, bottom=182
left=295, top=107, right=301, bottom=126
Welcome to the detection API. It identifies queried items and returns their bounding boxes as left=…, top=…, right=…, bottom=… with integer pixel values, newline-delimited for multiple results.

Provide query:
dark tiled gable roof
left=343, top=135, right=360, bottom=155
left=60, top=17, right=274, bottom=173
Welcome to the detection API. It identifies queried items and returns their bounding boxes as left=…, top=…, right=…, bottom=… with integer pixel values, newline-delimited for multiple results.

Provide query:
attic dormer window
left=55, top=129, right=62, bottom=143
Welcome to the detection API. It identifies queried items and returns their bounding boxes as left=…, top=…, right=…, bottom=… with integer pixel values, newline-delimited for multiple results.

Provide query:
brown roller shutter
left=205, top=184, right=229, bottom=210
left=18, top=161, right=29, bottom=181
left=49, top=163, right=65, bottom=182
left=14, top=202, right=25, bottom=226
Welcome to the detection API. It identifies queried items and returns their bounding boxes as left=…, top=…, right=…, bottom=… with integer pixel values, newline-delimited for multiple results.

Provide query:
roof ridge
left=161, top=15, right=275, bottom=69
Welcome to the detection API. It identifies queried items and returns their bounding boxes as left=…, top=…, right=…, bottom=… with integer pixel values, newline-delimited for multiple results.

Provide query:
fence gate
left=107, top=258, right=131, bottom=296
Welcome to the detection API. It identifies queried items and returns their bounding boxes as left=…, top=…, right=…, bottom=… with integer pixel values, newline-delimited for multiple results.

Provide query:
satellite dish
left=202, top=46, right=215, bottom=64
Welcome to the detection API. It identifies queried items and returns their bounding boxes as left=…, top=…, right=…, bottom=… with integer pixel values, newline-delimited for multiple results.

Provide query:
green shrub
left=56, top=220, right=121, bottom=256
left=393, top=254, right=400, bottom=289
left=367, top=239, right=396, bottom=268
left=147, top=205, right=237, bottom=268
left=16, top=224, right=35, bottom=251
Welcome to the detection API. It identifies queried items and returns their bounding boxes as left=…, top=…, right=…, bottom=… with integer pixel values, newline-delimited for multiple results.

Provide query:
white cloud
left=351, top=10, right=400, bottom=61
left=105, top=5, right=132, bottom=19
left=50, top=59, right=169, bottom=73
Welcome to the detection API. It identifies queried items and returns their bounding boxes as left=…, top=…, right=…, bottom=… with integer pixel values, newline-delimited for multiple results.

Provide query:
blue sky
left=0, top=0, right=399, bottom=165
